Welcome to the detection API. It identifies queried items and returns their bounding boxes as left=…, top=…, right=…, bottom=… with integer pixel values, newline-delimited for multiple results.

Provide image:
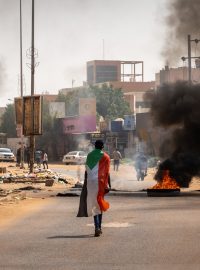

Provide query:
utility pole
left=29, top=0, right=35, bottom=173
left=19, top=0, right=24, bottom=169
left=182, top=34, right=200, bottom=85
left=188, top=35, right=192, bottom=85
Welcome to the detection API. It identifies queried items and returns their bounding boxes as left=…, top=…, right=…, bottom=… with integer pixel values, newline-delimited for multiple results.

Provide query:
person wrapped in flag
left=77, top=140, right=111, bottom=237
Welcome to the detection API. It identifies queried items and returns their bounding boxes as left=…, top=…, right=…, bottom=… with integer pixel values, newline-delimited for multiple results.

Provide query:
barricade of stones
left=0, top=168, right=73, bottom=186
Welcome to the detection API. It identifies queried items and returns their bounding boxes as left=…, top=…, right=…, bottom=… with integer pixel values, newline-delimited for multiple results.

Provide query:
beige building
left=155, top=66, right=200, bottom=87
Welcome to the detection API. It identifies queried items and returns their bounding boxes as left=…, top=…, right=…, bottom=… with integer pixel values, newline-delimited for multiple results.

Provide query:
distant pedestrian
left=16, top=147, right=21, bottom=166
left=35, top=150, right=42, bottom=168
left=112, top=149, right=122, bottom=171
left=42, top=151, right=48, bottom=169
left=135, top=154, right=148, bottom=181
left=77, top=140, right=111, bottom=237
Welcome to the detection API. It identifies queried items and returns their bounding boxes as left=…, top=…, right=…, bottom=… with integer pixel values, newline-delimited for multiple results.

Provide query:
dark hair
left=95, top=140, right=104, bottom=150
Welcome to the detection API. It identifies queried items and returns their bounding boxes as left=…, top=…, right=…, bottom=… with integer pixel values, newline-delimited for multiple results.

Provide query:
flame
left=151, top=170, right=180, bottom=189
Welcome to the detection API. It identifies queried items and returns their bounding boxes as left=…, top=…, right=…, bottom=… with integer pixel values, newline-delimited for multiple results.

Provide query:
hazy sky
left=0, top=0, right=168, bottom=106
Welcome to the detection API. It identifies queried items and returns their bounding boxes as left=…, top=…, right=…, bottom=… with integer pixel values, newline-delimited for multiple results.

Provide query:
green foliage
left=35, top=100, right=61, bottom=160
left=0, top=104, right=16, bottom=137
left=57, top=84, right=131, bottom=120
left=56, top=88, right=94, bottom=116
left=90, top=84, right=131, bottom=120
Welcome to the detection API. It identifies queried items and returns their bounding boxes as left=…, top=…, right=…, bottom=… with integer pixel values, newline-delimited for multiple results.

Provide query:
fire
left=151, top=170, right=180, bottom=189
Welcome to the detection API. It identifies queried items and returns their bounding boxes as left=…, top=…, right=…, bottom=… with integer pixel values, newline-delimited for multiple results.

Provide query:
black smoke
left=151, top=81, right=200, bottom=187
left=162, top=0, right=200, bottom=65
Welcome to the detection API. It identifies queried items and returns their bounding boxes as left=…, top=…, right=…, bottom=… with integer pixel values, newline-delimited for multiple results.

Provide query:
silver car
left=0, top=148, right=15, bottom=162
left=62, top=151, right=87, bottom=165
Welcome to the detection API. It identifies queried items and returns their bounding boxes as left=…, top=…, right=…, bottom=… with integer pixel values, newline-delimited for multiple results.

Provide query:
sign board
left=49, top=102, right=65, bottom=118
left=62, top=115, right=96, bottom=134
left=111, top=120, right=123, bottom=132
left=124, top=115, right=136, bottom=130
left=23, top=95, right=43, bottom=136
left=16, top=124, right=22, bottom=137
left=90, top=133, right=105, bottom=143
left=14, top=97, right=23, bottom=125
left=79, top=98, right=96, bottom=116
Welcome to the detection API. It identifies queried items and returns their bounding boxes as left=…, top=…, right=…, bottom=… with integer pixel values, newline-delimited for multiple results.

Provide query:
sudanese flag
left=77, top=149, right=110, bottom=217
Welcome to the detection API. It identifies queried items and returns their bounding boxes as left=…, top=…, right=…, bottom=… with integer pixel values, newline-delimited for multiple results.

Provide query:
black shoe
left=94, top=229, right=101, bottom=237
left=100, top=228, right=102, bottom=234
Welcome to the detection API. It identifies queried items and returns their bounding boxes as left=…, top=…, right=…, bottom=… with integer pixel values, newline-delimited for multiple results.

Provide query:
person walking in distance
left=42, top=151, right=48, bottom=169
left=77, top=140, right=111, bottom=237
left=112, top=148, right=122, bottom=171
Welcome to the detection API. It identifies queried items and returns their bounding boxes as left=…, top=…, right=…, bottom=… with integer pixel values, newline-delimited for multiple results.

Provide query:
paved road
left=1, top=192, right=200, bottom=269
left=54, top=164, right=157, bottom=191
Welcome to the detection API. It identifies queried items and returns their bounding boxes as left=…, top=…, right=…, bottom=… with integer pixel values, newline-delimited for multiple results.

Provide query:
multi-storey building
left=87, top=60, right=155, bottom=114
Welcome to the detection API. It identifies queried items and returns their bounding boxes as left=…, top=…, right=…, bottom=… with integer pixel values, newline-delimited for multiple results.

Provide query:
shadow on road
left=47, top=234, right=94, bottom=239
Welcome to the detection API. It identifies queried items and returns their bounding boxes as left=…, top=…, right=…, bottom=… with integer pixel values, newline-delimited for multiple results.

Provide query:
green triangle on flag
left=86, top=149, right=104, bottom=170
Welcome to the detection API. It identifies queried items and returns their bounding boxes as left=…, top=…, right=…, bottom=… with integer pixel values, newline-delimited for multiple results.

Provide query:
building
left=155, top=65, right=200, bottom=87
left=59, top=85, right=88, bottom=95
left=87, top=60, right=144, bottom=85
left=87, top=60, right=155, bottom=114
left=107, top=81, right=155, bottom=114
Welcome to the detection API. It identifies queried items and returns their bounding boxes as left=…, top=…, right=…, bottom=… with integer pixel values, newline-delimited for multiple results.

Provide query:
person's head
left=95, top=140, right=104, bottom=150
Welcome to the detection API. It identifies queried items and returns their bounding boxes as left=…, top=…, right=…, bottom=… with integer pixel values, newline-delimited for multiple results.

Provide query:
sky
left=0, top=0, right=168, bottom=107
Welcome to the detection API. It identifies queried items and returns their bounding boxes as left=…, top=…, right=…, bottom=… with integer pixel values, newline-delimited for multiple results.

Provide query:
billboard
left=90, top=133, right=105, bottom=143
left=49, top=102, right=65, bottom=118
left=62, top=115, right=96, bottom=134
left=14, top=97, right=23, bottom=125
left=23, top=95, right=43, bottom=136
left=111, top=120, right=123, bottom=132
left=79, top=98, right=96, bottom=116
left=124, top=115, right=136, bottom=130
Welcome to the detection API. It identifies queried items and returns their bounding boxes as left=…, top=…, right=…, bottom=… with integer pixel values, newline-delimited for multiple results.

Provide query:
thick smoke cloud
left=162, top=0, right=200, bottom=65
left=151, top=82, right=200, bottom=187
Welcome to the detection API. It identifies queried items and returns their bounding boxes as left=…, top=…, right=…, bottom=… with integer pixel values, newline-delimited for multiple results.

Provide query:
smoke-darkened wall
left=162, top=0, right=200, bottom=65
left=151, top=81, right=200, bottom=187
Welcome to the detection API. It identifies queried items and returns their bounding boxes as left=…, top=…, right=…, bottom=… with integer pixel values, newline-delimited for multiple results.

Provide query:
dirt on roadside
left=0, top=162, right=78, bottom=229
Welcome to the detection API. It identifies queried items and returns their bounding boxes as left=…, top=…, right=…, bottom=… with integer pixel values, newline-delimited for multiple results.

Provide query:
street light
left=181, top=35, right=200, bottom=85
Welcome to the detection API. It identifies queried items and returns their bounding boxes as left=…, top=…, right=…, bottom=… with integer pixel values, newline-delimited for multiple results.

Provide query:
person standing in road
left=16, top=147, right=21, bottom=167
left=77, top=140, right=111, bottom=237
left=112, top=148, right=122, bottom=171
left=42, top=151, right=48, bottom=169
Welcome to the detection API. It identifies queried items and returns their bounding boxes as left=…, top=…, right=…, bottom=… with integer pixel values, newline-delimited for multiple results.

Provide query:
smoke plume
left=151, top=81, right=200, bottom=187
left=162, top=0, right=200, bottom=65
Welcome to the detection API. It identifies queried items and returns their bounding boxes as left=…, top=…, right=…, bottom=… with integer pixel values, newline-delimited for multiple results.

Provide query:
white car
left=0, top=148, right=15, bottom=162
left=62, top=151, right=87, bottom=165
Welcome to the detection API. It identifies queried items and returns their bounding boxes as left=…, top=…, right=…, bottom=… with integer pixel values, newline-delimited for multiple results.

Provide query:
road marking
left=87, top=222, right=133, bottom=228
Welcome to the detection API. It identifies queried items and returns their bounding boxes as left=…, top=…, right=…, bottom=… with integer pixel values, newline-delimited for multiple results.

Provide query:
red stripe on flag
left=97, top=153, right=110, bottom=212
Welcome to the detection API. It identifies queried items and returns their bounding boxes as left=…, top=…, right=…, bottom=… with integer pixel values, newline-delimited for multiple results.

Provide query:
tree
left=56, top=88, right=94, bottom=116
left=90, top=84, right=131, bottom=120
left=0, top=104, right=16, bottom=137
left=57, top=84, right=131, bottom=120
left=35, top=100, right=62, bottom=160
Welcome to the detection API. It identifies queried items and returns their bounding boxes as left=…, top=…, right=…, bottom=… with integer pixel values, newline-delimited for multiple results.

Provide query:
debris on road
left=0, top=167, right=72, bottom=184
left=0, top=164, right=76, bottom=202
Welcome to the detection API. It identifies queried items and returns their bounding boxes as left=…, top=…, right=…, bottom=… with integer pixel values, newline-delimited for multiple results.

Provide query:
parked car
left=0, top=148, right=15, bottom=162
left=62, top=151, right=87, bottom=165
